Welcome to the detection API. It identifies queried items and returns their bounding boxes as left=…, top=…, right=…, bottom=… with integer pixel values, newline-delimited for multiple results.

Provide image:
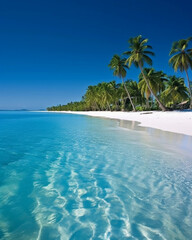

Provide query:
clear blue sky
left=0, top=0, right=192, bottom=110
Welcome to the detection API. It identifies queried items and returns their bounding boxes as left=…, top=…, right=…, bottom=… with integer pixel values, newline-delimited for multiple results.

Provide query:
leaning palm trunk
left=107, top=101, right=111, bottom=111
left=146, top=98, right=150, bottom=109
left=122, top=78, right=136, bottom=111
left=115, top=101, right=119, bottom=111
left=184, top=67, right=192, bottom=109
left=139, top=63, right=167, bottom=111
left=94, top=101, right=100, bottom=111
left=121, top=97, right=125, bottom=111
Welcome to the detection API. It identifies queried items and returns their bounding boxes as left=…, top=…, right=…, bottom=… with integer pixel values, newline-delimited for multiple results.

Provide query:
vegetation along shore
left=47, top=35, right=192, bottom=112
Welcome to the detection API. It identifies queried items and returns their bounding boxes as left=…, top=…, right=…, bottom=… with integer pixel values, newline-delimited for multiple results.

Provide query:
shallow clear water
left=0, top=111, right=192, bottom=240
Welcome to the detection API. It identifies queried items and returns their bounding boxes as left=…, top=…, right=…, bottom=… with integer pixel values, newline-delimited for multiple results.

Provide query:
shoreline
left=45, top=111, right=192, bottom=137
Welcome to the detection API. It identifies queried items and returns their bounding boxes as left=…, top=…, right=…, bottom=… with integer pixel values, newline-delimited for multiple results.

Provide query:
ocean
left=0, top=111, right=192, bottom=240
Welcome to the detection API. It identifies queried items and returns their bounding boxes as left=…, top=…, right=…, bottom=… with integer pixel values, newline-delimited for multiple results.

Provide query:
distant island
left=0, top=109, right=46, bottom=111
left=0, top=109, right=29, bottom=111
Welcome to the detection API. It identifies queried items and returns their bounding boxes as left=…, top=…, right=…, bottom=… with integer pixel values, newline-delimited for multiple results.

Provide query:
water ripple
left=0, top=113, right=192, bottom=239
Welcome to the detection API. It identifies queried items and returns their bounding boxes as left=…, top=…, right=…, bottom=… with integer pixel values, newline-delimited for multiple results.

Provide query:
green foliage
left=124, top=35, right=167, bottom=111
left=108, top=55, right=128, bottom=78
left=125, top=80, right=144, bottom=105
left=169, top=37, right=192, bottom=108
left=135, top=106, right=144, bottom=111
left=47, top=35, right=192, bottom=112
left=124, top=35, right=154, bottom=68
left=47, top=74, right=190, bottom=112
left=138, top=68, right=167, bottom=108
left=169, top=37, right=192, bottom=72
left=48, top=81, right=142, bottom=111
left=108, top=54, right=136, bottom=111
left=47, top=101, right=88, bottom=111
left=161, top=76, right=189, bottom=107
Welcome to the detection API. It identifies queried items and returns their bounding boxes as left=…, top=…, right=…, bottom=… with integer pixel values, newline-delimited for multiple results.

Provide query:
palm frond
left=143, top=51, right=155, bottom=56
left=143, top=55, right=153, bottom=66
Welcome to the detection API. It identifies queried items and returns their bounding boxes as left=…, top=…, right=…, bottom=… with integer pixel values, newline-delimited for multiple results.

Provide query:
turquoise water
left=0, top=111, right=192, bottom=240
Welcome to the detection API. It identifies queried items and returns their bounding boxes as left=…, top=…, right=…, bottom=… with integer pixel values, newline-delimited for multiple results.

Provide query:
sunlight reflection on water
left=0, top=112, right=192, bottom=240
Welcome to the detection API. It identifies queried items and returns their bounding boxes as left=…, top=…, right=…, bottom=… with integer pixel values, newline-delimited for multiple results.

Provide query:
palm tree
left=108, top=54, right=136, bottom=111
left=84, top=85, right=100, bottom=110
left=125, top=80, right=143, bottom=106
left=107, top=81, right=119, bottom=110
left=138, top=68, right=167, bottom=108
left=124, top=35, right=167, bottom=111
left=97, top=82, right=113, bottom=111
left=169, top=37, right=192, bottom=108
left=161, top=76, right=189, bottom=107
left=115, top=83, right=127, bottom=110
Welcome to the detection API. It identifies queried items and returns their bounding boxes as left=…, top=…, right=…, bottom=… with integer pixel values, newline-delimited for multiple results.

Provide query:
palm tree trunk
left=121, top=78, right=136, bottom=111
left=184, top=68, right=192, bottom=109
left=146, top=98, right=150, bottom=109
left=94, top=102, right=100, bottom=111
left=107, top=101, right=111, bottom=111
left=115, top=101, right=119, bottom=111
left=121, top=97, right=125, bottom=111
left=139, top=63, right=167, bottom=111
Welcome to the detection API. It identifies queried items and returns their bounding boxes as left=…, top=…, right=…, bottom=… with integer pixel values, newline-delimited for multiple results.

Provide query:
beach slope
left=50, top=111, right=192, bottom=136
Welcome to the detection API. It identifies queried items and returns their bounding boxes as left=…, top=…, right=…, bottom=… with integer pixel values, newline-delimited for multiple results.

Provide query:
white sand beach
left=50, top=111, right=192, bottom=136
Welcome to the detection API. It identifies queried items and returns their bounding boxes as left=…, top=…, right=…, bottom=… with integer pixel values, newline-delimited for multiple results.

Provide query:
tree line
left=47, top=35, right=192, bottom=112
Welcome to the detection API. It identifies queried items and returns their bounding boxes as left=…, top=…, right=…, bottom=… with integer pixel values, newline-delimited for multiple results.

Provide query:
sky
left=0, top=0, right=192, bottom=110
